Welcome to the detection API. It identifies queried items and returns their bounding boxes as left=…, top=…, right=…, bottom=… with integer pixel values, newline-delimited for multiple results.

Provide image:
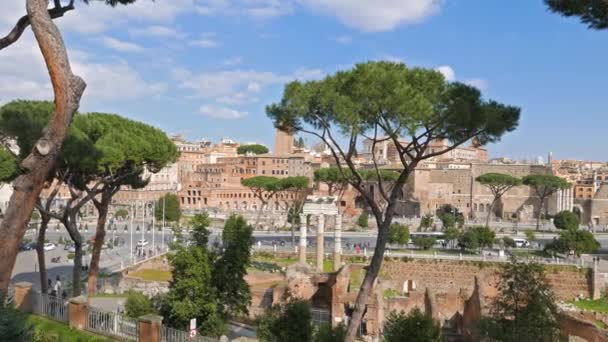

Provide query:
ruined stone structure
left=299, top=196, right=342, bottom=271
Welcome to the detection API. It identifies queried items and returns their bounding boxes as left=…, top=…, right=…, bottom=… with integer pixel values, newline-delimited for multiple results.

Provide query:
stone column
left=68, top=296, right=88, bottom=330
left=557, top=189, right=563, bottom=212
left=13, top=282, right=33, bottom=313
left=317, top=214, right=325, bottom=271
left=333, top=214, right=342, bottom=271
left=568, top=188, right=574, bottom=211
left=138, top=314, right=163, bottom=342
left=299, top=214, right=307, bottom=264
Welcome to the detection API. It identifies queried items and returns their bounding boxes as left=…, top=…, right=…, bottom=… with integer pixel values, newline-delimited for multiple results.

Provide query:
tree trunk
left=36, top=215, right=51, bottom=294
left=486, top=198, right=498, bottom=228
left=87, top=191, right=111, bottom=295
left=64, top=213, right=83, bottom=297
left=536, top=198, right=544, bottom=231
left=344, top=215, right=392, bottom=341
left=0, top=0, right=85, bottom=297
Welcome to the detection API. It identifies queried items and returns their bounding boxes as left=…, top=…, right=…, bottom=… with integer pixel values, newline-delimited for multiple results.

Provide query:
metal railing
left=311, top=308, right=331, bottom=327
left=86, top=306, right=138, bottom=341
left=161, top=325, right=217, bottom=342
left=32, top=292, right=68, bottom=322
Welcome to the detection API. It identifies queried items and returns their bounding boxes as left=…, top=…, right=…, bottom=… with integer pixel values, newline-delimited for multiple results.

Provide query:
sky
left=0, top=0, right=607, bottom=161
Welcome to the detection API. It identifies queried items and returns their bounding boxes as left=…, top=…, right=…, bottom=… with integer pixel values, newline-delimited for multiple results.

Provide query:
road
left=13, top=226, right=608, bottom=291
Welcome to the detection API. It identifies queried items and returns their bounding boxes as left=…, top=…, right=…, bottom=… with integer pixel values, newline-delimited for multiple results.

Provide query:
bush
left=554, top=211, right=579, bottom=230
left=357, top=214, right=368, bottom=230
left=388, top=223, right=410, bottom=246
left=412, top=236, right=436, bottom=250
left=314, top=323, right=346, bottom=342
left=124, top=290, right=156, bottom=319
left=458, top=226, right=495, bottom=252
left=502, top=237, right=516, bottom=248
left=257, top=299, right=312, bottom=342
left=0, top=303, right=31, bottom=341
left=384, top=308, right=440, bottom=342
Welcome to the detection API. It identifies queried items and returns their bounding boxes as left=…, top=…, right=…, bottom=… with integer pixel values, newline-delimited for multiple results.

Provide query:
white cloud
left=435, top=65, right=488, bottom=90
left=436, top=65, right=455, bottom=82
left=196, top=0, right=292, bottom=18
left=190, top=38, right=219, bottom=48
left=464, top=78, right=489, bottom=90
left=199, top=105, right=249, bottom=119
left=179, top=67, right=323, bottom=110
left=0, top=31, right=164, bottom=105
left=56, top=0, right=197, bottom=34
left=101, top=36, right=144, bottom=53
left=299, top=0, right=441, bottom=32
left=223, top=56, right=244, bottom=66
left=129, top=25, right=186, bottom=39
left=334, top=35, right=352, bottom=45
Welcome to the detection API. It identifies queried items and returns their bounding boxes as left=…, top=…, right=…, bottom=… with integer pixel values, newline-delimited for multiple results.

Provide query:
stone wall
left=379, top=259, right=591, bottom=302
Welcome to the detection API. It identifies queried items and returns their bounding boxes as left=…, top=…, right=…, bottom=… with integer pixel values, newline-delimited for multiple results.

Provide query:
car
left=64, top=243, right=73, bottom=251
left=19, top=242, right=34, bottom=251
left=513, top=238, right=530, bottom=248
left=136, top=239, right=149, bottom=248
left=43, top=243, right=56, bottom=251
left=67, top=245, right=76, bottom=253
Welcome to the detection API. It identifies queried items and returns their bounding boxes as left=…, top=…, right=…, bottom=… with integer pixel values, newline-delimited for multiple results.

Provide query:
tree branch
left=0, top=0, right=75, bottom=51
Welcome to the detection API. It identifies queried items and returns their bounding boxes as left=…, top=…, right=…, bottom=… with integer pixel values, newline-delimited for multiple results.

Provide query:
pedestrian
left=54, top=276, right=62, bottom=297
left=47, top=278, right=52, bottom=293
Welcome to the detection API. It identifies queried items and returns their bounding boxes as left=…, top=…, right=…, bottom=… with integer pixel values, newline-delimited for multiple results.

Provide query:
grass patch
left=129, top=269, right=172, bottom=282
left=571, top=297, right=608, bottom=313
left=28, top=314, right=116, bottom=341
left=349, top=268, right=365, bottom=291
left=89, top=293, right=127, bottom=298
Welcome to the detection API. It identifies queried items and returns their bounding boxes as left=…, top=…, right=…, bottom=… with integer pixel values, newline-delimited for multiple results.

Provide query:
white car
left=513, top=238, right=530, bottom=248
left=43, top=243, right=56, bottom=251
left=136, top=239, right=149, bottom=248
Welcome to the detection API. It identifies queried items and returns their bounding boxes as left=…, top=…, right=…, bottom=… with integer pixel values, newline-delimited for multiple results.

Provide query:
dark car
left=19, top=242, right=35, bottom=251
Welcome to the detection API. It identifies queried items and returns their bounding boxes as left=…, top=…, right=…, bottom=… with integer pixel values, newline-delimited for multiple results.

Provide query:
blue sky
left=1, top=0, right=607, bottom=161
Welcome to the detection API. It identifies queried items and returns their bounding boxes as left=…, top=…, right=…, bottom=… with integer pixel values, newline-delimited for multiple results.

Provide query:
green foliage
left=267, top=61, right=520, bottom=150
left=314, top=167, right=351, bottom=196
left=545, top=229, right=600, bottom=256
left=545, top=0, right=608, bottom=30
left=524, top=229, right=536, bottom=241
left=124, top=290, right=156, bottom=319
left=0, top=101, right=178, bottom=190
left=155, top=193, right=181, bottom=223
left=190, top=213, right=211, bottom=248
left=475, top=173, right=522, bottom=188
left=458, top=226, right=495, bottom=252
left=522, top=175, right=569, bottom=200
left=477, top=259, right=560, bottom=342
left=313, top=324, right=346, bottom=342
left=358, top=169, right=399, bottom=182
left=257, top=299, right=312, bottom=342
left=0, top=303, right=31, bottom=341
left=412, top=236, right=436, bottom=250
left=161, top=246, right=224, bottom=336
left=0, top=148, right=18, bottom=182
left=383, top=308, right=441, bottom=342
left=444, top=227, right=462, bottom=243
left=356, top=214, right=368, bottom=229
left=438, top=213, right=456, bottom=229
left=502, top=237, right=516, bottom=249
left=237, top=144, right=269, bottom=155
left=553, top=210, right=579, bottom=230
left=114, top=208, right=128, bottom=219
left=571, top=297, right=608, bottom=313
left=388, top=223, right=410, bottom=245
left=213, top=215, right=254, bottom=318
left=29, top=314, right=114, bottom=341
left=437, top=205, right=464, bottom=228
left=420, top=214, right=433, bottom=230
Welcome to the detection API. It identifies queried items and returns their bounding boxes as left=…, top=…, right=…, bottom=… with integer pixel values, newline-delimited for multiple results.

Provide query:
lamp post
left=151, top=201, right=156, bottom=254
left=130, top=203, right=134, bottom=263
left=162, top=196, right=166, bottom=251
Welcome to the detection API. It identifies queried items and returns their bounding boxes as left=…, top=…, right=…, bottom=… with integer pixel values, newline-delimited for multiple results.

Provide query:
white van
left=513, top=238, right=530, bottom=248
